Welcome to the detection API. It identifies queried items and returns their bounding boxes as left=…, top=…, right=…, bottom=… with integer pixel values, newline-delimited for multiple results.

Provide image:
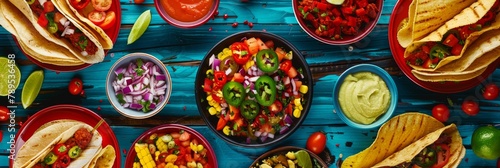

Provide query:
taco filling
left=32, top=128, right=93, bottom=168
left=27, top=0, right=98, bottom=56
left=393, top=134, right=452, bottom=168
left=405, top=0, right=499, bottom=69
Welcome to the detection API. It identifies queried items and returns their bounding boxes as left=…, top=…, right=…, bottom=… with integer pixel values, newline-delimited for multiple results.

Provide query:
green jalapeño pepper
left=412, top=145, right=437, bottom=167
left=222, top=81, right=246, bottom=106
left=429, top=44, right=450, bottom=60
left=43, top=152, right=58, bottom=165
left=219, top=57, right=239, bottom=76
left=240, top=100, right=259, bottom=120
left=27, top=0, right=35, bottom=4
left=255, top=75, right=277, bottom=106
left=256, top=49, right=279, bottom=73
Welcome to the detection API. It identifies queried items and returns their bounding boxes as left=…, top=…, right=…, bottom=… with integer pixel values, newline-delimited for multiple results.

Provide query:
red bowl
left=292, top=0, right=383, bottom=45
left=154, top=0, right=219, bottom=28
left=125, top=124, right=218, bottom=168
left=388, top=0, right=500, bottom=93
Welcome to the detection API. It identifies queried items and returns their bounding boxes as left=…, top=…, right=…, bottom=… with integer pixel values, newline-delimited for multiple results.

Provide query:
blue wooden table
left=1, top=0, right=500, bottom=167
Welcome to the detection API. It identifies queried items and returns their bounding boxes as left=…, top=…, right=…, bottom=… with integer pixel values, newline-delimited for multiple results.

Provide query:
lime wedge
left=327, top=0, right=345, bottom=5
left=22, top=70, right=44, bottom=109
left=0, top=57, right=21, bottom=96
left=295, top=150, right=313, bottom=168
left=127, top=10, right=151, bottom=45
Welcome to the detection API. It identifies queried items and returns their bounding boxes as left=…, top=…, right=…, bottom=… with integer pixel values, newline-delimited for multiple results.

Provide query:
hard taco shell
left=341, top=112, right=445, bottom=168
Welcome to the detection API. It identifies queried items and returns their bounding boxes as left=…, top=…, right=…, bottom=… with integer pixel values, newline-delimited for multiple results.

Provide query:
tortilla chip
left=341, top=113, right=445, bottom=168
left=412, top=67, right=487, bottom=82
left=372, top=124, right=465, bottom=167
left=397, top=0, right=477, bottom=48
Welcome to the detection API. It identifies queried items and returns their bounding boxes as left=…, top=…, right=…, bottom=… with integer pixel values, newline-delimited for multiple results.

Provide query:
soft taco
left=84, top=145, right=116, bottom=168
left=403, top=0, right=500, bottom=72
left=396, top=0, right=477, bottom=48
left=5, top=0, right=105, bottom=64
left=13, top=121, right=103, bottom=168
left=341, top=113, right=465, bottom=168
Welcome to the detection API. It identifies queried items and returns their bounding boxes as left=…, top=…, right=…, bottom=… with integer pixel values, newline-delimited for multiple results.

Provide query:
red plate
left=125, top=124, right=218, bottom=168
left=15, top=1, right=121, bottom=72
left=388, top=0, right=500, bottom=93
left=9, top=104, right=121, bottom=167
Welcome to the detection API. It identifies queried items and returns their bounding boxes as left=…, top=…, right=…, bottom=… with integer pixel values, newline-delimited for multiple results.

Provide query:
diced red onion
left=284, top=114, right=293, bottom=125
left=273, top=76, right=280, bottom=82
left=208, top=54, right=215, bottom=66
left=149, top=103, right=157, bottom=110
left=129, top=88, right=149, bottom=96
left=291, top=79, right=296, bottom=91
left=122, top=85, right=133, bottom=94
left=248, top=76, right=259, bottom=82
left=239, top=68, right=246, bottom=76
left=284, top=92, right=290, bottom=97
left=254, top=131, right=262, bottom=137
left=143, top=93, right=153, bottom=101
left=260, top=136, right=268, bottom=142
left=279, top=126, right=290, bottom=134
left=267, top=133, right=274, bottom=139
left=283, top=77, right=290, bottom=85
left=246, top=137, right=252, bottom=144
left=212, top=59, right=220, bottom=70
left=39, top=0, right=47, bottom=6
left=225, top=68, right=232, bottom=76
left=156, top=75, right=166, bottom=81
left=129, top=103, right=143, bottom=110
left=58, top=17, right=68, bottom=26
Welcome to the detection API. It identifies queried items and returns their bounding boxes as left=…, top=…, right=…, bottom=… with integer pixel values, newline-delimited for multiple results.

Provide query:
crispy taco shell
left=397, top=0, right=477, bottom=48
left=0, top=1, right=84, bottom=66
left=372, top=124, right=465, bottom=168
left=52, top=0, right=113, bottom=50
left=7, top=0, right=105, bottom=64
left=341, top=112, right=445, bottom=168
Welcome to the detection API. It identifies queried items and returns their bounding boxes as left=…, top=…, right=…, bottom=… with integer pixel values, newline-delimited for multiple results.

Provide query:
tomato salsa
left=296, top=0, right=379, bottom=40
left=161, top=0, right=213, bottom=22
left=405, top=0, right=499, bottom=69
left=202, top=37, right=309, bottom=143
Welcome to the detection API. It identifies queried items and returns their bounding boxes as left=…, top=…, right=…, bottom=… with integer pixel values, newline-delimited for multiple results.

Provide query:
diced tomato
left=442, top=34, right=459, bottom=47
left=332, top=8, right=341, bottom=17
left=216, top=117, right=227, bottom=130
left=44, top=1, right=55, bottom=13
left=275, top=47, right=287, bottom=62
left=256, top=38, right=269, bottom=50
left=294, top=80, right=302, bottom=89
left=38, top=13, right=48, bottom=27
left=451, top=44, right=463, bottom=56
left=347, top=16, right=357, bottom=27
left=264, top=40, right=274, bottom=49
left=422, top=45, right=431, bottom=54
left=287, top=66, right=298, bottom=78
left=333, top=17, right=343, bottom=26
left=432, top=144, right=450, bottom=168
left=232, top=73, right=245, bottom=83
left=179, top=131, right=191, bottom=141
left=245, top=37, right=259, bottom=55
left=355, top=8, right=366, bottom=17
left=260, top=123, right=273, bottom=133
left=228, top=105, right=240, bottom=121
left=268, top=100, right=283, bottom=114
left=342, top=6, right=354, bottom=15
left=316, top=2, right=328, bottom=11
left=422, top=59, right=435, bottom=69
left=203, top=78, right=213, bottom=92
left=171, top=132, right=181, bottom=139
left=285, top=103, right=293, bottom=115
left=279, top=60, right=292, bottom=72
left=356, top=0, right=368, bottom=8
left=458, top=26, right=472, bottom=40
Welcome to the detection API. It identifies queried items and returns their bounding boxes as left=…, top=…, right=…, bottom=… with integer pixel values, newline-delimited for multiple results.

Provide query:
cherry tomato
left=70, top=0, right=91, bottom=10
left=0, top=106, right=9, bottom=122
left=462, top=99, right=479, bottom=116
left=431, top=104, right=450, bottom=122
left=483, top=83, right=499, bottom=100
left=268, top=100, right=283, bottom=114
left=88, top=10, right=106, bottom=25
left=134, top=0, right=145, bottom=4
left=99, top=11, right=116, bottom=30
left=68, top=78, right=83, bottom=95
left=306, top=131, right=327, bottom=154
left=91, top=0, right=112, bottom=12
left=43, top=1, right=55, bottom=13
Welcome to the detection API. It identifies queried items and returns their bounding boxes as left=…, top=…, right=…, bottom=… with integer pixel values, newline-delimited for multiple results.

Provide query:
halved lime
left=327, top=0, right=345, bottom=5
left=127, top=10, right=151, bottom=45
left=22, top=70, right=44, bottom=109
left=295, top=150, right=313, bottom=168
left=0, top=57, right=21, bottom=96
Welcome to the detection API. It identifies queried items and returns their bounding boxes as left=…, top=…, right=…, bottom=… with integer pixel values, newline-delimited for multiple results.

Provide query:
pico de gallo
left=296, top=0, right=379, bottom=40
left=405, top=1, right=500, bottom=69
left=393, top=134, right=452, bottom=168
left=32, top=128, right=93, bottom=168
left=132, top=130, right=212, bottom=168
left=202, top=37, right=309, bottom=143
left=27, top=0, right=99, bottom=56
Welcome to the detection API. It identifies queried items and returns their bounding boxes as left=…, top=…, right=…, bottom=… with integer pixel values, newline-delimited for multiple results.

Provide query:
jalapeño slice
left=240, top=100, right=259, bottom=120
left=256, top=49, right=279, bottom=73
left=222, top=81, right=246, bottom=106
left=255, top=75, right=277, bottom=106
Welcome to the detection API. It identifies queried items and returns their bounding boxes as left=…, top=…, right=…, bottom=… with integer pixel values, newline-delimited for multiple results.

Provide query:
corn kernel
left=299, top=85, right=308, bottom=94
left=154, top=151, right=160, bottom=161
left=208, top=107, right=217, bottom=115
left=298, top=105, right=303, bottom=111
left=223, top=126, right=231, bottom=135
left=166, top=163, right=175, bottom=168
left=285, top=151, right=296, bottom=159
left=149, top=133, right=157, bottom=140
left=293, top=109, right=301, bottom=118
left=294, top=98, right=301, bottom=106
left=207, top=95, right=213, bottom=101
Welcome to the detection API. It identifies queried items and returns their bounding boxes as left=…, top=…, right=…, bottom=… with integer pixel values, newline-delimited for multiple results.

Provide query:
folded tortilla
left=397, top=0, right=477, bottom=48
left=13, top=121, right=103, bottom=168
left=341, top=112, right=445, bottom=168
left=52, top=0, right=113, bottom=50
left=85, top=145, right=116, bottom=168
left=7, top=0, right=105, bottom=64
left=372, top=124, right=465, bottom=168
left=0, top=0, right=84, bottom=66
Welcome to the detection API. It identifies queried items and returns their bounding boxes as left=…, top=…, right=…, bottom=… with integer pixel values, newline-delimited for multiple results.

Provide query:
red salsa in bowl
left=293, top=0, right=383, bottom=45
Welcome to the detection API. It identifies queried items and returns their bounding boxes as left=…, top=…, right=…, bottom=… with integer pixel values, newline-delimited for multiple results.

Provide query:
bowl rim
left=291, top=0, right=384, bottom=45
left=153, top=0, right=220, bottom=28
left=194, top=30, right=314, bottom=147
left=124, top=124, right=219, bottom=168
left=332, top=64, right=398, bottom=129
left=106, top=52, right=172, bottom=119
left=249, top=146, right=328, bottom=168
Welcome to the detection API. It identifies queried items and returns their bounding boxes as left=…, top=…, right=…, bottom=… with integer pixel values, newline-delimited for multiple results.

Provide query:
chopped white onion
left=59, top=17, right=68, bottom=26
left=39, top=0, right=47, bottom=6
left=81, top=51, right=88, bottom=56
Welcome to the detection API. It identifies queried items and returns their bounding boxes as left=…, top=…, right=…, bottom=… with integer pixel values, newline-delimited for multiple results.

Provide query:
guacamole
left=338, top=72, right=391, bottom=124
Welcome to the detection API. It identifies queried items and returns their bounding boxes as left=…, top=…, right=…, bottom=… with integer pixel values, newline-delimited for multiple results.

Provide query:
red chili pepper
left=213, top=71, right=227, bottom=87
left=279, top=60, right=292, bottom=72
left=203, top=78, right=213, bottom=93
left=230, top=42, right=251, bottom=65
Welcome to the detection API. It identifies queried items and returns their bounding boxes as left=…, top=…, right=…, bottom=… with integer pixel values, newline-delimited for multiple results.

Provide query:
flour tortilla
left=341, top=113, right=445, bottom=168
left=408, top=13, right=500, bottom=72
left=0, top=1, right=84, bottom=66
left=397, top=0, right=477, bottom=48
left=7, top=0, right=105, bottom=64
left=373, top=124, right=464, bottom=168
left=52, top=0, right=113, bottom=49
left=85, top=145, right=116, bottom=168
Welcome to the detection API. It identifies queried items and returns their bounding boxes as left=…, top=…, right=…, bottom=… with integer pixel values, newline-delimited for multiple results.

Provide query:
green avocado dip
left=338, top=72, right=391, bottom=125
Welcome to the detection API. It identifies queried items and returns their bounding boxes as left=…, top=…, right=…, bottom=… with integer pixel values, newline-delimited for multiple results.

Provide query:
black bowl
left=195, top=30, right=313, bottom=147
left=249, top=146, right=328, bottom=167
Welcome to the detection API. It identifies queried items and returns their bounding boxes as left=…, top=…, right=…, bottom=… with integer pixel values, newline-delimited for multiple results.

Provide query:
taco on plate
left=342, top=113, right=465, bottom=168
left=13, top=120, right=105, bottom=168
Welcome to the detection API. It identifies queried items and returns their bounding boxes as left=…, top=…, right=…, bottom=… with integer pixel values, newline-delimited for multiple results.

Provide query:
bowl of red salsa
left=194, top=30, right=313, bottom=147
left=293, top=0, right=383, bottom=45
left=154, top=0, right=219, bottom=28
